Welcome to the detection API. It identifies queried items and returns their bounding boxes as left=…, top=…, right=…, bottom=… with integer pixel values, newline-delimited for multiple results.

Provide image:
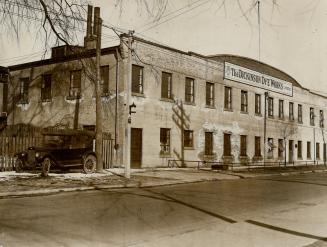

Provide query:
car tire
left=83, top=154, right=96, bottom=174
left=15, top=158, right=24, bottom=173
left=41, top=157, right=51, bottom=177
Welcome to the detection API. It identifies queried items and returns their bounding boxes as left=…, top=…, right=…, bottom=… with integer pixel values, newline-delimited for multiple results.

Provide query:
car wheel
left=15, top=158, right=24, bottom=173
left=83, top=154, right=96, bottom=174
left=41, top=157, right=51, bottom=177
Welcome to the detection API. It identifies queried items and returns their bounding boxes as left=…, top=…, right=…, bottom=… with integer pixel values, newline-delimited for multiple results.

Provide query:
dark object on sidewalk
left=211, top=164, right=229, bottom=170
left=14, top=129, right=97, bottom=176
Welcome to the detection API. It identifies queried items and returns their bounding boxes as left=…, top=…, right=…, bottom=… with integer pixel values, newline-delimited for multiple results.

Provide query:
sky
left=0, top=0, right=326, bottom=94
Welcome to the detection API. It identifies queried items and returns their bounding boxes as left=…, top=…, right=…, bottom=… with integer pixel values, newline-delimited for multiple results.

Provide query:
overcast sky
left=0, top=0, right=326, bottom=94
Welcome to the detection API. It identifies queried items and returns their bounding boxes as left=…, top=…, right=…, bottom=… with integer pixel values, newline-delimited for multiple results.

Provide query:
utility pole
left=124, top=31, right=133, bottom=179
left=94, top=7, right=103, bottom=172
left=257, top=0, right=261, bottom=61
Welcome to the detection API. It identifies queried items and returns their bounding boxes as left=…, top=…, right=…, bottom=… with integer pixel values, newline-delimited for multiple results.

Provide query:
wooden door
left=288, top=140, right=293, bottom=163
left=131, top=128, right=142, bottom=168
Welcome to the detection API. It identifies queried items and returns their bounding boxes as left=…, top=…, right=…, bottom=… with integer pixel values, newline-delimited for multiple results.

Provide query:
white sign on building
left=224, top=62, right=293, bottom=96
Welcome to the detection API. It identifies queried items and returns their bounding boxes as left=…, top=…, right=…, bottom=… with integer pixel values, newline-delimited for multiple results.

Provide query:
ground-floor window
left=297, top=141, right=302, bottom=159
left=278, top=139, right=284, bottom=158
left=254, top=136, right=261, bottom=157
left=204, top=132, right=213, bottom=155
left=316, top=143, right=320, bottom=159
left=240, top=135, right=247, bottom=156
left=307, top=141, right=311, bottom=159
left=267, top=138, right=273, bottom=158
left=184, top=130, right=194, bottom=148
left=160, top=128, right=170, bottom=154
left=224, top=133, right=231, bottom=156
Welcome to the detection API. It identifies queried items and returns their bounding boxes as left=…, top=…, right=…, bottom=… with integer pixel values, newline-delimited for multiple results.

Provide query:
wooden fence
left=0, top=125, right=114, bottom=171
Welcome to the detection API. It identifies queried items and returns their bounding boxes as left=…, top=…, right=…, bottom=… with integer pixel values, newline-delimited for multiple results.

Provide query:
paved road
left=1, top=173, right=327, bottom=247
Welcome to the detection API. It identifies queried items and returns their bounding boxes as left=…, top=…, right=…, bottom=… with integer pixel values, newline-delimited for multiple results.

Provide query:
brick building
left=3, top=35, right=327, bottom=168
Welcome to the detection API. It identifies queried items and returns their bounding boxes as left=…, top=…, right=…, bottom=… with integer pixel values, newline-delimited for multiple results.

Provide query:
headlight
left=21, top=153, right=25, bottom=156
left=35, top=152, right=40, bottom=158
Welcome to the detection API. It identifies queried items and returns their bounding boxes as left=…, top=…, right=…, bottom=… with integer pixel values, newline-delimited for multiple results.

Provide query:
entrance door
left=131, top=128, right=142, bottom=168
left=288, top=140, right=294, bottom=163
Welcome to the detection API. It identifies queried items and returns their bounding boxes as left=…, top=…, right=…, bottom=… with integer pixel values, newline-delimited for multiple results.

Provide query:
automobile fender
left=82, top=151, right=97, bottom=161
left=15, top=152, right=28, bottom=163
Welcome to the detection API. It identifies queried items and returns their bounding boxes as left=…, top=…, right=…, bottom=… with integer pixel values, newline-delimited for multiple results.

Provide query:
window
left=223, top=133, right=231, bottom=156
left=255, top=94, right=261, bottom=115
left=69, top=70, right=81, bottom=98
left=161, top=72, right=172, bottom=99
left=278, top=100, right=284, bottom=119
left=19, top=77, right=29, bottom=103
left=316, top=143, right=320, bottom=159
left=289, top=102, right=294, bottom=121
left=307, top=141, right=311, bottom=159
left=320, top=110, right=324, bottom=128
left=206, top=82, right=214, bottom=107
left=241, top=91, right=248, bottom=113
left=160, top=128, right=170, bottom=154
left=255, top=136, right=261, bottom=157
left=184, top=130, right=193, bottom=148
left=298, top=141, right=302, bottom=159
left=100, top=65, right=109, bottom=95
left=267, top=138, right=273, bottom=158
left=224, top=86, right=232, bottom=110
left=132, top=65, right=143, bottom=94
left=268, top=97, right=274, bottom=117
left=240, top=135, right=247, bottom=156
left=205, top=132, right=213, bottom=155
left=310, top=107, right=315, bottom=126
left=185, top=77, right=195, bottom=103
left=298, top=104, right=303, bottom=123
left=278, top=139, right=284, bottom=158
left=41, top=74, right=52, bottom=102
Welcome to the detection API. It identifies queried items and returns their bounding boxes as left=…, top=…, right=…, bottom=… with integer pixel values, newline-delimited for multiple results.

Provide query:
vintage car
left=14, top=129, right=97, bottom=176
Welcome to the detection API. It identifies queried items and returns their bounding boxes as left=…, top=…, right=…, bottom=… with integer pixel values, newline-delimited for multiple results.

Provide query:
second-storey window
left=206, top=82, right=214, bottom=107
left=184, top=130, right=193, bottom=148
left=69, top=70, right=81, bottom=98
left=161, top=72, right=172, bottom=99
left=289, top=102, right=294, bottom=121
left=185, top=77, right=195, bottom=103
left=224, top=86, right=232, bottom=110
left=278, top=100, right=284, bottom=119
left=19, top=77, right=29, bottom=103
left=100, top=65, right=109, bottom=95
left=310, top=107, right=315, bottom=126
left=241, top=90, right=248, bottom=113
left=255, top=94, right=261, bottom=115
left=205, top=132, right=213, bottom=155
left=268, top=97, right=274, bottom=117
left=320, top=110, right=324, bottom=128
left=298, top=104, right=303, bottom=123
left=41, top=74, right=52, bottom=102
left=160, top=128, right=170, bottom=154
left=132, top=65, right=143, bottom=94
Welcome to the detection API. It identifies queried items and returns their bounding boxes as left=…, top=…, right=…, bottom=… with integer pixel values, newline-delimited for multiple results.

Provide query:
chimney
left=93, top=7, right=100, bottom=37
left=84, top=5, right=96, bottom=49
left=86, top=5, right=93, bottom=37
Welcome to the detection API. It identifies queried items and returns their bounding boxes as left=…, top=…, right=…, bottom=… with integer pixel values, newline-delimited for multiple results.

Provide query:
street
left=1, top=173, right=327, bottom=246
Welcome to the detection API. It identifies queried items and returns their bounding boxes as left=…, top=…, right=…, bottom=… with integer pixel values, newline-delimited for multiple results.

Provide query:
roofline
left=9, top=46, right=119, bottom=71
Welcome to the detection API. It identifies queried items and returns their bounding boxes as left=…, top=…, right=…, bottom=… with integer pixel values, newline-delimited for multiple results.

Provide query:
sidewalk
left=0, top=166, right=326, bottom=199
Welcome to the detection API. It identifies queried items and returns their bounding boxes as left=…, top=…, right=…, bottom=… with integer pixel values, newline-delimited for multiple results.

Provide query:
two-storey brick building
left=3, top=34, right=327, bottom=168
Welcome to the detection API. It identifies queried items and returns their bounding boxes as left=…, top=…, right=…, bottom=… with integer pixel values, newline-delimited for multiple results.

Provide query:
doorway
left=131, top=128, right=142, bottom=168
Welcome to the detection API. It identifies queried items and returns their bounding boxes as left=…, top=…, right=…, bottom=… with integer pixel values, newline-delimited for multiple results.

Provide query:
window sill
left=184, top=146, right=194, bottom=150
left=205, top=105, right=215, bottom=109
left=160, top=98, right=174, bottom=103
left=297, top=157, right=303, bottom=160
left=268, top=116, right=274, bottom=119
left=132, top=92, right=145, bottom=97
left=17, top=100, right=29, bottom=105
left=255, top=113, right=262, bottom=117
left=289, top=119, right=295, bottom=122
left=184, top=101, right=195, bottom=106
left=66, top=95, right=81, bottom=100
left=278, top=117, right=284, bottom=120
left=159, top=153, right=171, bottom=158
left=41, top=99, right=52, bottom=103
left=298, top=121, right=303, bottom=124
left=224, top=108, right=233, bottom=112
left=240, top=111, right=248, bottom=114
